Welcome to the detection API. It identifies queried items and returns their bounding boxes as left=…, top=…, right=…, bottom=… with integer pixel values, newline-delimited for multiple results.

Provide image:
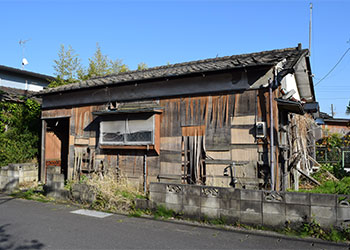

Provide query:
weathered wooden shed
left=38, top=45, right=318, bottom=191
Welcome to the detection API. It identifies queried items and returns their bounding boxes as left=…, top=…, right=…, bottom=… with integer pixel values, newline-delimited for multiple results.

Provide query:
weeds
left=298, top=177, right=350, bottom=195
left=154, top=205, right=176, bottom=219
left=129, top=209, right=143, bottom=218
left=11, top=186, right=50, bottom=203
left=85, top=172, right=145, bottom=213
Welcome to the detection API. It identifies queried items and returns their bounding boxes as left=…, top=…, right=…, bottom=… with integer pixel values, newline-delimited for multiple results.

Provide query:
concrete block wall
left=44, top=166, right=68, bottom=199
left=71, top=183, right=96, bottom=204
left=0, top=163, right=38, bottom=191
left=149, top=182, right=350, bottom=229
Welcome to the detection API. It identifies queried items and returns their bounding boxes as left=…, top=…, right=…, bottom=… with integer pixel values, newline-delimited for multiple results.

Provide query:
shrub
left=0, top=99, right=41, bottom=166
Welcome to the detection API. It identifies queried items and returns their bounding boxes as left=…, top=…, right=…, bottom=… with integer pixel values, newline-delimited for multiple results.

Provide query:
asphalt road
left=0, top=194, right=348, bottom=250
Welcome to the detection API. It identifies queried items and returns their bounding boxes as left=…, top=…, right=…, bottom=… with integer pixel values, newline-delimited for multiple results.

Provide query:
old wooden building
left=38, top=45, right=318, bottom=191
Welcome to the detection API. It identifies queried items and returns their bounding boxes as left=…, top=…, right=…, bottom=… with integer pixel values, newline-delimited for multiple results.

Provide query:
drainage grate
left=70, top=209, right=112, bottom=218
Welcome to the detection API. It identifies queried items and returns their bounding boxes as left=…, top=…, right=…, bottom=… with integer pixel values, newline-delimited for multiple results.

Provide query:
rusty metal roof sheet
left=39, top=46, right=309, bottom=95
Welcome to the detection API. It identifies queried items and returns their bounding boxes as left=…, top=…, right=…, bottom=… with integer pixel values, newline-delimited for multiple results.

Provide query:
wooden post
left=40, top=119, right=46, bottom=183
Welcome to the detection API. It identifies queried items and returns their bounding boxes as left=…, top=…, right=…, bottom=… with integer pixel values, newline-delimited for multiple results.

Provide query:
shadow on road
left=0, top=224, right=45, bottom=250
left=0, top=195, right=15, bottom=206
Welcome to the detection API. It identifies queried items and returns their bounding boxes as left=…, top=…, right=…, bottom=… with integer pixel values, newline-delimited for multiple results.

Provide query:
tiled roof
left=0, top=86, right=36, bottom=103
left=40, top=46, right=308, bottom=95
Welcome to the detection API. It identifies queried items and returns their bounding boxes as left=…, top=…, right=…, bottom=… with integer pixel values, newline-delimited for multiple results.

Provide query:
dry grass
left=18, top=181, right=38, bottom=190
left=85, top=172, right=146, bottom=212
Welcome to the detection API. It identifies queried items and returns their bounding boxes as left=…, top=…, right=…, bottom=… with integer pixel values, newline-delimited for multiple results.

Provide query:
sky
left=1, top=0, right=349, bottom=118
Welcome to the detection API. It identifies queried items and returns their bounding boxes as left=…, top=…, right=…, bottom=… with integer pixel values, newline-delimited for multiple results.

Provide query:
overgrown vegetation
left=82, top=173, right=146, bottom=213
left=290, top=220, right=350, bottom=242
left=0, top=99, right=41, bottom=166
left=316, top=133, right=350, bottom=180
left=49, top=43, right=148, bottom=88
left=299, top=176, right=350, bottom=195
left=10, top=183, right=52, bottom=203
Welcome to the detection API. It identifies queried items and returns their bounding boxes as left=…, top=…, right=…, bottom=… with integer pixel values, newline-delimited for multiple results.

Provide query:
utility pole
left=309, top=3, right=313, bottom=56
left=331, top=104, right=335, bottom=117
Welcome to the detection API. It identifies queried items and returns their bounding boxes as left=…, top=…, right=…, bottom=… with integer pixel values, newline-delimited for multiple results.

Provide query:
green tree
left=50, top=43, right=131, bottom=88
left=86, top=43, right=129, bottom=79
left=50, top=44, right=81, bottom=87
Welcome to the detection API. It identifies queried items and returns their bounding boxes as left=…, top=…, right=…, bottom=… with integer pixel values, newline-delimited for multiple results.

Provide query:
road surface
left=0, top=194, right=347, bottom=250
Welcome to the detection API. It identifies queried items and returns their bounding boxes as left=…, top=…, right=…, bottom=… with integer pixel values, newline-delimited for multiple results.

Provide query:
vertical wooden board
left=67, top=145, right=75, bottom=180
left=40, top=120, right=46, bottom=182
left=155, top=113, right=161, bottom=155
left=74, top=106, right=91, bottom=138
left=119, top=153, right=144, bottom=178
left=160, top=98, right=181, bottom=137
left=205, top=94, right=233, bottom=150
left=160, top=136, right=182, bottom=151
left=45, top=131, right=61, bottom=160
left=147, top=155, right=160, bottom=177
left=273, top=90, right=280, bottom=190
left=235, top=90, right=257, bottom=116
left=257, top=89, right=268, bottom=122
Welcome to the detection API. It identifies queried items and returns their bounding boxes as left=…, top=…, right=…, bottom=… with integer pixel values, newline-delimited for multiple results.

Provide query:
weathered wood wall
left=41, top=88, right=278, bottom=189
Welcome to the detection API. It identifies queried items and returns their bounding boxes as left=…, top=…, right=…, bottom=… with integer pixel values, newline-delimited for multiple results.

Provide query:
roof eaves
left=0, top=65, right=55, bottom=81
left=38, top=46, right=305, bottom=96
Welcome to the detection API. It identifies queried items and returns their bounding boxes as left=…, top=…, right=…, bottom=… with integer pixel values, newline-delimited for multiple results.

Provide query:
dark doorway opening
left=45, top=118, right=69, bottom=180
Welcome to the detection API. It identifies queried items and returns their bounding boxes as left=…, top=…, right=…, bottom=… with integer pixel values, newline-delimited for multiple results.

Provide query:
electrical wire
left=315, top=47, right=350, bottom=86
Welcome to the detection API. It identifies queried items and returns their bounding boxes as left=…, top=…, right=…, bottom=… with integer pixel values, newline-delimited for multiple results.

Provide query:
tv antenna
left=19, top=39, right=31, bottom=69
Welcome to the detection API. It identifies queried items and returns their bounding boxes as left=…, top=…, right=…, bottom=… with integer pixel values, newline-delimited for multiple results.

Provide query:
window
left=100, top=113, right=154, bottom=146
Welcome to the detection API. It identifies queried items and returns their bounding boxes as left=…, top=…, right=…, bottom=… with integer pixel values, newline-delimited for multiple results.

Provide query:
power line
left=314, top=47, right=350, bottom=86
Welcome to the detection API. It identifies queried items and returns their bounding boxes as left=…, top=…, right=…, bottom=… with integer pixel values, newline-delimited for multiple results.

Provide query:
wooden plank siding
left=41, top=88, right=280, bottom=189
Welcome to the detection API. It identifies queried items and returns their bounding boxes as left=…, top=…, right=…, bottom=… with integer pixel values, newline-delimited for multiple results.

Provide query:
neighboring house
left=317, top=112, right=350, bottom=136
left=0, top=65, right=54, bottom=92
left=38, top=44, right=318, bottom=191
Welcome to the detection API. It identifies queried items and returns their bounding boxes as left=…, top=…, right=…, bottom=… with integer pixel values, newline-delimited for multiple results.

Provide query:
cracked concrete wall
left=149, top=182, right=350, bottom=229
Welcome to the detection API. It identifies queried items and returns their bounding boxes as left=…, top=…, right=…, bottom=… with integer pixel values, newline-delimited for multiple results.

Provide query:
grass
left=11, top=186, right=52, bottom=203
left=296, top=177, right=350, bottom=195
left=85, top=172, right=146, bottom=213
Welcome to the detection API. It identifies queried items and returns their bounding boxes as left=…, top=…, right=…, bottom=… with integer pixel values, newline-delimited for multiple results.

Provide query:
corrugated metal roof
left=39, top=46, right=309, bottom=95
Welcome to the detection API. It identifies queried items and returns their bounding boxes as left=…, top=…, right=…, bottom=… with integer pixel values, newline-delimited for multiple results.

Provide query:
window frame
left=93, top=108, right=161, bottom=154
left=99, top=113, right=155, bottom=146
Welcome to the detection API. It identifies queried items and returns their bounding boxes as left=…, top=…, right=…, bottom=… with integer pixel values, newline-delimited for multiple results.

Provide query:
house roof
left=0, top=86, right=36, bottom=103
left=0, top=65, right=55, bottom=82
left=39, top=46, right=309, bottom=95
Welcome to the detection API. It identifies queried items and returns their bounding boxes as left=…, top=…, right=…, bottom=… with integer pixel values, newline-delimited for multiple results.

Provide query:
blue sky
left=1, top=0, right=349, bottom=117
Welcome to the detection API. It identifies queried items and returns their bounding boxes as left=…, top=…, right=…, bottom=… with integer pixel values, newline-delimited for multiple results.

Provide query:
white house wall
left=0, top=72, right=47, bottom=91
left=281, top=73, right=301, bottom=101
